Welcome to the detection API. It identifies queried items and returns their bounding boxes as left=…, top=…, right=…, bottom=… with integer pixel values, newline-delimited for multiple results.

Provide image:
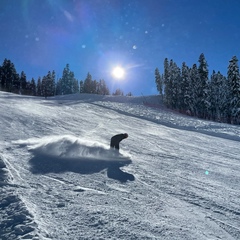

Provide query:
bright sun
left=112, top=66, right=125, bottom=79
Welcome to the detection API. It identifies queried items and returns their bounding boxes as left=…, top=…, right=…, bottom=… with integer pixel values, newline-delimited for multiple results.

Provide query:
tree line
left=155, top=53, right=240, bottom=124
left=0, top=59, right=128, bottom=97
left=2, top=55, right=239, bottom=125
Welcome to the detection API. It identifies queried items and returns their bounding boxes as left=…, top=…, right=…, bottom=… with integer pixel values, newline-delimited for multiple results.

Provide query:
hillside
left=0, top=92, right=240, bottom=240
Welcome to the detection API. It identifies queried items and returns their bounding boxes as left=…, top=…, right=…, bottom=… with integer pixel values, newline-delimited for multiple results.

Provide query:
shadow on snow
left=29, top=154, right=134, bottom=182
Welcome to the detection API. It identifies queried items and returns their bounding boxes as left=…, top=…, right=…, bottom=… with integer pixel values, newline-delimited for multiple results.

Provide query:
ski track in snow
left=0, top=92, right=240, bottom=239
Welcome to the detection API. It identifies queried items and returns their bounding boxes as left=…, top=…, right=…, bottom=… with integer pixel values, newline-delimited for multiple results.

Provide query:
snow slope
left=0, top=91, right=240, bottom=240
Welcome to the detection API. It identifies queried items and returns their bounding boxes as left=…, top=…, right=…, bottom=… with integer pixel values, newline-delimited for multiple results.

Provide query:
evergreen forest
left=0, top=60, right=111, bottom=98
left=155, top=54, right=240, bottom=125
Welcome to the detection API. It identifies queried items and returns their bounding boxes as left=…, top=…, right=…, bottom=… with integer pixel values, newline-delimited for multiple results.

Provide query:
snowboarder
left=110, top=133, right=128, bottom=152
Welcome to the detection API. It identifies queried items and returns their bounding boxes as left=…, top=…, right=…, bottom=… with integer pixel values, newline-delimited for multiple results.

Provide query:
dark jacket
left=110, top=133, right=128, bottom=151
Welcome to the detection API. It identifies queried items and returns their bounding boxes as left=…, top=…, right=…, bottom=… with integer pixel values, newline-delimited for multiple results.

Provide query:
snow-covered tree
left=97, top=79, right=109, bottom=95
left=0, top=59, right=19, bottom=93
left=198, top=53, right=209, bottom=118
left=155, top=67, right=163, bottom=98
left=209, top=71, right=229, bottom=121
left=50, top=70, right=56, bottom=96
left=79, top=80, right=84, bottom=93
left=29, top=78, right=36, bottom=96
left=181, top=62, right=191, bottom=112
left=170, top=61, right=181, bottom=110
left=91, top=80, right=98, bottom=94
left=58, top=64, right=77, bottom=95
left=19, top=71, right=27, bottom=94
left=228, top=56, right=240, bottom=124
left=72, top=78, right=79, bottom=94
left=41, top=76, right=47, bottom=98
left=189, top=64, right=201, bottom=116
left=163, top=58, right=171, bottom=107
left=83, top=72, right=93, bottom=93
left=41, top=71, right=55, bottom=98
left=220, top=75, right=231, bottom=123
left=36, top=77, right=42, bottom=96
left=12, top=71, right=20, bottom=94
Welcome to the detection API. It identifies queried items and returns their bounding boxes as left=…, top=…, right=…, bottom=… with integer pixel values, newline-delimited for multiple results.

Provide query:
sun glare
left=112, top=66, right=125, bottom=79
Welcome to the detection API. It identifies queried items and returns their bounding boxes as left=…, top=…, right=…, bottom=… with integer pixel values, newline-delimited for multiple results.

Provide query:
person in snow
left=110, top=133, right=128, bottom=152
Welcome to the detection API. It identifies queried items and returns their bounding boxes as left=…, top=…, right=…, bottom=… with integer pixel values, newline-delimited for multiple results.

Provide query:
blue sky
left=1, top=0, right=240, bottom=96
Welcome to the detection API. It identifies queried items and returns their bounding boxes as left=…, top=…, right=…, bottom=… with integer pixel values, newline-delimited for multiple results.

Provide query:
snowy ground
left=0, top=91, right=240, bottom=240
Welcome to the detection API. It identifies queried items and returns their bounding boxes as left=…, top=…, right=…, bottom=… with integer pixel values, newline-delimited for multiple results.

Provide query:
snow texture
left=0, top=91, right=240, bottom=239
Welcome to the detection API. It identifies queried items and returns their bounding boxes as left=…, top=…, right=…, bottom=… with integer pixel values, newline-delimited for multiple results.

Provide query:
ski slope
left=0, top=91, right=240, bottom=240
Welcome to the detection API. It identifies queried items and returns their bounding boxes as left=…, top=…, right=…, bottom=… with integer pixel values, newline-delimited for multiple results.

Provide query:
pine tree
left=209, top=71, right=229, bottom=122
left=170, top=61, right=181, bottom=110
left=163, top=58, right=171, bottom=107
left=36, top=77, right=42, bottom=96
left=42, top=76, right=48, bottom=98
left=83, top=72, right=93, bottom=93
left=56, top=78, right=62, bottom=95
left=190, top=64, right=201, bottom=116
left=228, top=56, right=240, bottom=124
left=97, top=79, right=109, bottom=95
left=19, top=71, right=27, bottom=94
left=12, top=71, right=20, bottom=94
left=92, top=80, right=98, bottom=94
left=30, top=78, right=36, bottom=96
left=1, top=59, right=11, bottom=91
left=50, top=70, right=56, bottom=96
left=209, top=71, right=221, bottom=120
left=198, top=53, right=209, bottom=118
left=220, top=74, right=231, bottom=123
left=42, top=71, right=56, bottom=98
left=60, top=64, right=76, bottom=95
left=155, top=68, right=163, bottom=99
left=79, top=80, right=84, bottom=93
left=61, top=64, right=70, bottom=95
left=181, top=62, right=191, bottom=113
left=72, top=79, right=79, bottom=94
left=1, top=59, right=19, bottom=93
